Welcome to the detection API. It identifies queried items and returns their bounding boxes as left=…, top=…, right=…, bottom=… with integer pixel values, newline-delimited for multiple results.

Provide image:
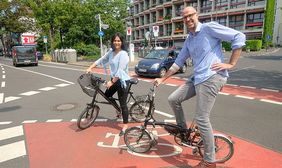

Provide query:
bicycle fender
left=213, top=133, right=233, bottom=144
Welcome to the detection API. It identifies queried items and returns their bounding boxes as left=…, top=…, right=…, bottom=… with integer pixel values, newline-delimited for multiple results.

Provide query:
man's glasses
left=182, top=12, right=196, bottom=20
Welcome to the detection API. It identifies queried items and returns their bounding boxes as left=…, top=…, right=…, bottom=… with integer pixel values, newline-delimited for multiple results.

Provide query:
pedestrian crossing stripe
left=0, top=126, right=26, bottom=163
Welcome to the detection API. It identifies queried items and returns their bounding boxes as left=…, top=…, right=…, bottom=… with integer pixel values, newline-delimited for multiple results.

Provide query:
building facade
left=126, top=0, right=267, bottom=48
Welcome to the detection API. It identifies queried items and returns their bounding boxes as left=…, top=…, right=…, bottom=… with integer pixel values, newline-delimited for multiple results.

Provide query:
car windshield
left=144, top=49, right=169, bottom=59
left=16, top=47, right=35, bottom=54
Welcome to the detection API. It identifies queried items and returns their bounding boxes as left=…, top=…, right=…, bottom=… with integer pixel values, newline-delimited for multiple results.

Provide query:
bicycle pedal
left=192, top=148, right=199, bottom=155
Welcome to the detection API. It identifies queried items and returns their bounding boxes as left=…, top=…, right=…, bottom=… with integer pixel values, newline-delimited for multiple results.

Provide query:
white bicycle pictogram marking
left=97, top=127, right=183, bottom=158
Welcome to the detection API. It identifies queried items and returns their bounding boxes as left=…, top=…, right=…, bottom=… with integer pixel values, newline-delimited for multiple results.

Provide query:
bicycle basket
left=77, top=73, right=102, bottom=97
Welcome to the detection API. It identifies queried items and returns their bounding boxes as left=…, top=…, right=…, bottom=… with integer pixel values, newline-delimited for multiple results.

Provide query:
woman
left=86, top=32, right=130, bottom=136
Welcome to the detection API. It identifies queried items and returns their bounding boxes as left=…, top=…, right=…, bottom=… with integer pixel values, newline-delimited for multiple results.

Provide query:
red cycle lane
left=24, top=122, right=282, bottom=168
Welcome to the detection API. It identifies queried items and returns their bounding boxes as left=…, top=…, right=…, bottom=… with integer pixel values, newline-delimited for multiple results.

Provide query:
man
left=154, top=7, right=245, bottom=168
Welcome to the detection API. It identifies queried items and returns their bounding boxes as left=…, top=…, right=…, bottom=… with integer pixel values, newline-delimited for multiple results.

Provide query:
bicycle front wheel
left=124, top=126, right=153, bottom=153
left=77, top=105, right=99, bottom=130
left=130, top=100, right=150, bottom=122
left=198, top=134, right=234, bottom=163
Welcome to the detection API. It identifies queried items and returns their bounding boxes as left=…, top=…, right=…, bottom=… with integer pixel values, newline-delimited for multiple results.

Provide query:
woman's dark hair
left=111, top=32, right=127, bottom=51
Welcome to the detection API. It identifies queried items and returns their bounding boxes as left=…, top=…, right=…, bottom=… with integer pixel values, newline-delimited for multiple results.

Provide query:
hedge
left=222, top=40, right=262, bottom=51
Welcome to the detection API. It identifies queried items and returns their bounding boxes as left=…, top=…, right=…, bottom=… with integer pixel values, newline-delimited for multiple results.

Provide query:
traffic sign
left=127, top=27, right=132, bottom=36
left=153, top=25, right=159, bottom=37
left=98, top=31, right=104, bottom=37
left=43, top=36, right=48, bottom=43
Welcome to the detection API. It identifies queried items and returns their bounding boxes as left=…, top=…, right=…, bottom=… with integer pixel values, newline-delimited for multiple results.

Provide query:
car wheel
left=180, top=64, right=187, bottom=73
left=159, top=68, right=166, bottom=78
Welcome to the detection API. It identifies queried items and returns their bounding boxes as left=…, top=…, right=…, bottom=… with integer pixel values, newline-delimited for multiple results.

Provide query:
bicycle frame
left=88, top=79, right=139, bottom=113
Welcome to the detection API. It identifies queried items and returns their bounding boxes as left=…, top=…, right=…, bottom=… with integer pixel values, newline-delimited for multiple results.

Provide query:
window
left=229, top=15, right=244, bottom=30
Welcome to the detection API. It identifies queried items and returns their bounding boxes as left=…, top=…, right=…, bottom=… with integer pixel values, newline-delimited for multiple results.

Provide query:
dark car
left=36, top=51, right=44, bottom=60
left=135, top=48, right=187, bottom=78
left=12, top=46, right=38, bottom=66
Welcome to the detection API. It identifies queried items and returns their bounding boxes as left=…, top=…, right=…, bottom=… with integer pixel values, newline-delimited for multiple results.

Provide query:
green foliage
left=25, top=0, right=129, bottom=51
left=262, top=0, right=275, bottom=46
left=245, top=40, right=262, bottom=51
left=222, top=41, right=232, bottom=51
left=73, top=42, right=100, bottom=57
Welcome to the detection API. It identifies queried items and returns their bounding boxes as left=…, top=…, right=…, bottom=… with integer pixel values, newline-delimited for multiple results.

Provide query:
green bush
left=245, top=40, right=262, bottom=51
left=73, top=43, right=100, bottom=57
left=222, top=41, right=232, bottom=51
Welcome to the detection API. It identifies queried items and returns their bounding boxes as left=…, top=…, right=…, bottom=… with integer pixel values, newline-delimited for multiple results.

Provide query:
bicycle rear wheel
left=77, top=105, right=99, bottom=130
left=124, top=126, right=153, bottom=153
left=130, top=100, right=150, bottom=122
left=198, top=134, right=234, bottom=163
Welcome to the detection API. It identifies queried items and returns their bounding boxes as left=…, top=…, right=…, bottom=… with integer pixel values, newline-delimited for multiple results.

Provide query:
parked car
left=36, top=51, right=44, bottom=60
left=12, top=46, right=38, bottom=67
left=135, top=48, right=187, bottom=78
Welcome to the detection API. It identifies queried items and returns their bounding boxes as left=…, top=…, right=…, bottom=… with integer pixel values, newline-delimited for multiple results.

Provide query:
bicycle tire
left=77, top=105, right=99, bottom=130
left=130, top=100, right=151, bottom=122
left=124, top=126, right=153, bottom=153
left=198, top=134, right=234, bottom=163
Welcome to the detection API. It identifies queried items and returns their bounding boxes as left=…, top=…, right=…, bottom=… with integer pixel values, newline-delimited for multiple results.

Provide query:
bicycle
left=77, top=73, right=148, bottom=130
left=123, top=85, right=234, bottom=163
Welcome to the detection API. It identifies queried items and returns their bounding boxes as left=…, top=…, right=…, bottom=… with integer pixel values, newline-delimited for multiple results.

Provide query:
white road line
left=55, top=83, right=71, bottom=87
left=2, top=75, right=5, bottom=79
left=20, top=91, right=40, bottom=96
left=2, top=71, right=5, bottom=74
left=225, top=84, right=238, bottom=87
left=0, top=141, right=26, bottom=163
left=219, top=92, right=230, bottom=95
left=46, top=119, right=63, bottom=122
left=22, top=120, right=37, bottom=123
left=164, top=119, right=176, bottom=123
left=260, top=99, right=282, bottom=105
left=229, top=66, right=255, bottom=73
left=155, top=110, right=174, bottom=118
left=165, top=83, right=177, bottom=87
left=2, top=64, right=74, bottom=84
left=70, top=119, right=77, bottom=122
left=1, top=81, right=5, bottom=87
left=0, top=93, right=3, bottom=104
left=235, top=95, right=254, bottom=100
left=5, top=96, right=21, bottom=103
left=38, top=87, right=56, bottom=91
left=261, top=88, right=279, bottom=92
left=0, top=121, right=12, bottom=125
left=96, top=119, right=108, bottom=122
left=0, top=125, right=23, bottom=141
left=240, top=86, right=256, bottom=89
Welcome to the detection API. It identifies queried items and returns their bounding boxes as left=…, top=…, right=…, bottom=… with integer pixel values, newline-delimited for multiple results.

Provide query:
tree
left=0, top=0, right=33, bottom=55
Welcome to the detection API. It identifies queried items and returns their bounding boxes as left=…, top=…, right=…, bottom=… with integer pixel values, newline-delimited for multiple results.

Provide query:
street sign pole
left=43, top=36, right=48, bottom=54
left=98, top=14, right=103, bottom=57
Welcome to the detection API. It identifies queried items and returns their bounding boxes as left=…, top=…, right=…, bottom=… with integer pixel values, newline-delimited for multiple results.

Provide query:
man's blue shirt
left=175, top=22, right=246, bottom=85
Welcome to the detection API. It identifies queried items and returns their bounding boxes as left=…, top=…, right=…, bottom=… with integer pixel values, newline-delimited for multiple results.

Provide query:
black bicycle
left=124, top=85, right=234, bottom=163
left=77, top=73, right=148, bottom=130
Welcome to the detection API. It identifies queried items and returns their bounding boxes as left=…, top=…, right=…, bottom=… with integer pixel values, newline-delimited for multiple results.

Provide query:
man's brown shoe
left=193, top=160, right=216, bottom=168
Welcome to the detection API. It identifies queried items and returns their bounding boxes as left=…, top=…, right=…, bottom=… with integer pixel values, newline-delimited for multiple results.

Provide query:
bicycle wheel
left=124, top=126, right=153, bottom=153
left=130, top=100, right=150, bottom=122
left=198, top=135, right=234, bottom=163
left=77, top=105, right=99, bottom=130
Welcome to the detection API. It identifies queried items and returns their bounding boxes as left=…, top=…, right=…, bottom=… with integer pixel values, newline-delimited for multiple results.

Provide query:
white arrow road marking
left=0, top=141, right=26, bottom=163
